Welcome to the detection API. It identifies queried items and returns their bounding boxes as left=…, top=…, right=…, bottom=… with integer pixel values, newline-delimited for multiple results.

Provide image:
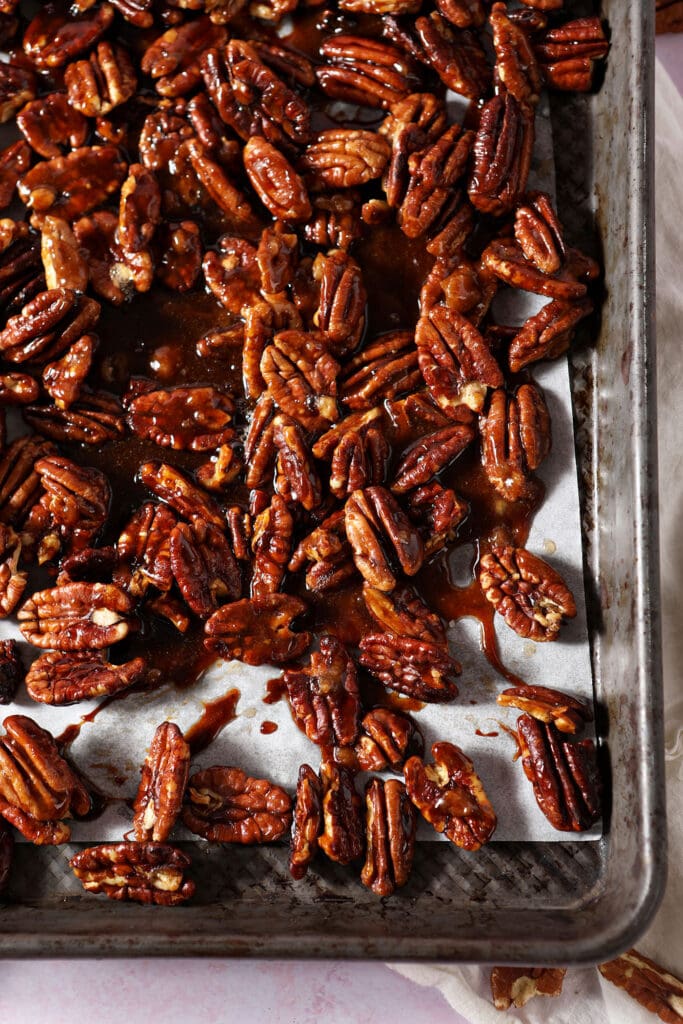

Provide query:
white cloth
left=387, top=57, right=683, bottom=1022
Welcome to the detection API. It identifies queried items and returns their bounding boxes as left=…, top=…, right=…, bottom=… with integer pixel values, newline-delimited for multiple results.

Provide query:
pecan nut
left=289, top=763, right=323, bottom=880
left=0, top=288, right=99, bottom=364
left=141, top=17, right=227, bottom=98
left=355, top=706, right=424, bottom=773
left=317, top=36, right=420, bottom=111
left=133, top=722, right=190, bottom=843
left=17, top=93, right=88, bottom=160
left=204, top=594, right=311, bottom=666
left=182, top=765, right=292, bottom=843
left=65, top=41, right=137, bottom=117
left=283, top=636, right=361, bottom=753
left=251, top=493, right=293, bottom=598
left=304, top=192, right=362, bottom=251
left=300, top=130, right=391, bottom=191
left=490, top=2, right=542, bottom=107
left=23, top=5, right=114, bottom=70
left=126, top=385, right=234, bottom=451
left=467, top=93, right=534, bottom=216
left=363, top=583, right=446, bottom=644
left=18, top=582, right=136, bottom=650
left=359, top=634, right=460, bottom=702
left=514, top=191, right=565, bottom=275
left=70, top=842, right=195, bottom=905
left=25, top=651, right=145, bottom=706
left=479, top=545, right=577, bottom=642
left=0, top=526, right=26, bottom=615
left=414, top=14, right=491, bottom=100
left=497, top=683, right=592, bottom=734
left=329, top=428, right=389, bottom=498
left=243, top=136, right=312, bottom=223
left=40, top=217, right=89, bottom=293
left=116, top=501, right=177, bottom=597
left=392, top=422, right=476, bottom=494
left=361, top=777, right=416, bottom=896
left=170, top=520, right=241, bottom=617
left=273, top=416, right=322, bottom=511
left=139, top=461, right=225, bottom=529
left=490, top=967, right=567, bottom=1010
left=480, top=383, right=551, bottom=501
left=341, top=331, right=419, bottom=410
left=0, top=140, right=31, bottom=209
left=155, top=221, right=202, bottom=292
left=18, top=146, right=127, bottom=225
left=598, top=950, right=683, bottom=1022
left=312, top=249, right=366, bottom=358
left=535, top=17, right=609, bottom=92
left=261, top=329, right=340, bottom=432
left=417, top=304, right=503, bottom=415
left=0, top=63, right=37, bottom=123
left=508, top=297, right=593, bottom=372
left=345, top=486, right=424, bottom=591
left=482, top=237, right=589, bottom=301
left=404, top=741, right=497, bottom=850
left=318, top=761, right=364, bottom=865
left=288, top=509, right=357, bottom=593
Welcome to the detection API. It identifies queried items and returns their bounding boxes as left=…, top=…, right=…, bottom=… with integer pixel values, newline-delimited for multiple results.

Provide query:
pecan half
left=497, top=684, right=592, bottom=734
left=598, top=950, right=683, bottom=1023
left=304, top=192, right=362, bottom=251
left=312, top=250, right=366, bottom=358
left=414, top=14, right=491, bottom=100
left=31, top=454, right=111, bottom=559
left=170, top=520, right=241, bottom=616
left=355, top=707, right=424, bottom=773
left=25, top=651, right=145, bottom=706
left=490, top=967, right=567, bottom=1010
left=273, top=416, right=322, bottom=511
left=70, top=842, right=195, bottom=905
left=479, top=545, right=576, bottom=641
left=341, top=331, right=418, bottom=409
left=133, top=722, right=190, bottom=843
left=535, top=17, right=609, bottom=93
left=18, top=147, right=127, bottom=225
left=482, top=237, right=589, bottom=301
left=0, top=63, right=36, bottom=123
left=261, top=330, right=340, bottom=432
left=17, top=93, right=88, bottom=160
left=363, top=583, right=446, bottom=644
left=345, top=486, right=424, bottom=591
left=65, top=41, right=137, bottom=117
left=0, top=434, right=54, bottom=526
left=40, top=217, right=89, bottom=293
left=203, top=235, right=261, bottom=317
left=490, top=2, right=542, bottom=107
left=514, top=191, right=565, bottom=275
left=288, top=510, right=356, bottom=593
left=517, top=713, right=601, bottom=831
left=139, top=461, right=225, bottom=529
left=480, top=384, right=551, bottom=501
left=283, top=636, right=360, bottom=753
left=0, top=288, right=99, bottom=364
left=23, top=5, right=114, bottom=70
left=127, top=385, right=234, bottom=451
left=243, top=300, right=302, bottom=400
left=318, top=761, right=364, bottom=865
left=317, top=35, right=420, bottom=111
left=256, top=223, right=298, bottom=295
left=116, top=502, right=177, bottom=597
left=392, top=422, right=476, bottom=493
left=359, top=634, right=460, bottom=702
left=18, top=582, right=136, bottom=651
left=141, top=17, right=227, bottom=98
left=0, top=526, right=26, bottom=615
left=205, top=594, right=311, bottom=665
left=467, top=93, right=534, bottom=216
left=0, top=640, right=22, bottom=704
left=289, top=763, right=323, bottom=880
left=182, top=765, right=292, bottom=843
left=508, top=297, right=593, bottom=372
left=361, top=777, right=416, bottom=896
left=398, top=125, right=474, bottom=241
left=0, top=140, right=31, bottom=209
left=244, top=136, right=312, bottom=223
left=404, top=741, right=496, bottom=849
left=329, top=428, right=389, bottom=498
left=300, top=130, right=391, bottom=191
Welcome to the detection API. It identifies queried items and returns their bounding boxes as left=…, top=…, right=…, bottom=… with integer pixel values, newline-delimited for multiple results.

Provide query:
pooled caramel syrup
left=184, top=688, right=241, bottom=757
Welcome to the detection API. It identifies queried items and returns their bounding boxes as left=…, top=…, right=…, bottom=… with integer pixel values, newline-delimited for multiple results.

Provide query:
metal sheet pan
left=0, top=0, right=663, bottom=963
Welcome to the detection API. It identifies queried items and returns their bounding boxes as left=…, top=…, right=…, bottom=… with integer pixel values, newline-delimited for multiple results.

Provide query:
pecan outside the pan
left=0, top=639, right=22, bottom=704
left=18, top=582, right=136, bottom=651
left=182, top=765, right=292, bottom=843
left=404, top=741, right=497, bottom=850
left=467, top=93, right=534, bottom=216
left=479, top=545, right=576, bottom=642
left=319, top=761, right=364, bottom=865
left=205, top=594, right=311, bottom=666
left=497, top=684, right=592, bottom=734
left=490, top=966, right=567, bottom=1010
left=360, top=633, right=460, bottom=703
left=70, top=842, right=195, bottom=905
left=599, top=949, right=683, bottom=1022
left=283, top=635, right=361, bottom=753
left=289, top=763, right=323, bottom=880
left=355, top=707, right=424, bottom=773
left=133, top=722, right=190, bottom=843
left=25, top=651, right=145, bottom=706
left=480, top=384, right=551, bottom=502
left=345, top=486, right=424, bottom=592
left=361, top=777, right=416, bottom=896
left=517, top=713, right=601, bottom=832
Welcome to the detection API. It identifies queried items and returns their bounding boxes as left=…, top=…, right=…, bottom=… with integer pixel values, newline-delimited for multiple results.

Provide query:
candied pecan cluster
left=0, top=0, right=608, bottom=900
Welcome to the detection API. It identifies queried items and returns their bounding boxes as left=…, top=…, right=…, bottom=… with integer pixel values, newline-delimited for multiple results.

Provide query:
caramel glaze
left=184, top=688, right=241, bottom=758
left=260, top=720, right=278, bottom=735
left=475, top=729, right=499, bottom=738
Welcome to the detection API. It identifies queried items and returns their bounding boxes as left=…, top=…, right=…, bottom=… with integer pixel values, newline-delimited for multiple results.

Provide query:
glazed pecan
left=24, top=391, right=124, bottom=444
left=312, top=250, right=366, bottom=358
left=355, top=707, right=424, bottom=773
left=359, top=634, right=459, bottom=702
left=139, top=461, right=225, bottom=529
left=497, top=684, right=592, bottom=734
left=29, top=454, right=111, bottom=559
left=392, top=422, right=476, bottom=494
left=73, top=210, right=131, bottom=305
left=339, top=0, right=420, bottom=10
left=490, top=967, right=567, bottom=1011
left=422, top=256, right=498, bottom=325
left=479, top=545, right=576, bottom=642
left=467, top=93, right=534, bottom=216
left=598, top=950, right=683, bottom=1023
left=0, top=63, right=36, bottom=123
left=185, top=138, right=260, bottom=233
left=18, top=582, right=136, bottom=651
left=398, top=125, right=474, bottom=240
left=345, top=486, right=424, bottom=591
left=25, top=651, right=145, bottom=706
left=40, top=217, right=89, bottom=293
left=203, top=235, right=261, bottom=317
left=142, top=17, right=227, bottom=97
left=244, top=137, right=312, bottom=223
left=261, top=330, right=340, bottom=432
left=508, top=297, right=593, bottom=372
left=514, top=191, right=565, bottom=275
left=23, top=5, right=114, bottom=69
left=535, top=17, right=609, bottom=92
left=126, top=385, right=234, bottom=451
left=0, top=288, right=99, bottom=365
left=118, top=163, right=161, bottom=257
left=289, top=763, right=323, bottom=880
left=65, top=41, right=136, bottom=117
left=283, top=636, right=360, bottom=752
left=317, top=36, right=420, bottom=111
left=363, top=583, right=446, bottom=644
left=116, top=502, right=177, bottom=597
left=139, top=109, right=194, bottom=174
left=304, top=192, right=362, bottom=251
left=133, top=722, right=190, bottom=843
left=300, top=130, right=391, bottom=191
left=318, top=761, right=364, bottom=865
left=434, top=0, right=485, bottom=27
left=480, top=384, right=551, bottom=501
left=273, top=417, right=322, bottom=511
left=490, top=3, right=542, bottom=107
left=249, top=40, right=316, bottom=87
left=182, top=765, right=292, bottom=843
left=313, top=406, right=385, bottom=460
left=170, top=520, right=241, bottom=616
left=341, top=332, right=419, bottom=410
left=256, top=223, right=298, bottom=295
left=0, top=640, right=22, bottom=704
left=404, top=741, right=496, bottom=849
left=416, top=304, right=504, bottom=415
left=0, top=371, right=39, bottom=405
left=288, top=510, right=356, bottom=593
left=17, top=94, right=87, bottom=161
left=0, top=526, right=25, bottom=615
left=0, top=806, right=70, bottom=845
left=517, top=713, right=601, bottom=831
left=361, top=778, right=416, bottom=896
left=205, top=594, right=311, bottom=665
left=155, top=221, right=202, bottom=292
left=18, top=146, right=127, bottom=225
left=414, top=14, right=491, bottom=99
left=70, top=842, right=195, bottom=905
left=0, top=223, right=44, bottom=314
left=0, top=434, right=54, bottom=526
left=482, top=237, right=589, bottom=301
left=329, top=428, right=389, bottom=498
left=0, top=140, right=31, bottom=209
left=243, top=300, right=302, bottom=400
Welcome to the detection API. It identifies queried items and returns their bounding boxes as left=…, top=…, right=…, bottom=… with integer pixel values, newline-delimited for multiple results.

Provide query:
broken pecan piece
left=289, top=763, right=323, bottom=880
left=70, top=842, right=195, bottom=905
left=345, top=486, right=424, bottom=591
left=404, top=741, right=497, bottom=849
left=18, top=146, right=127, bottom=225
left=25, top=651, right=145, bottom=706
left=479, top=545, right=576, bottom=641
left=18, top=582, right=136, bottom=651
left=133, top=722, right=190, bottom=843
left=361, top=777, right=416, bottom=896
left=490, top=966, right=567, bottom=1010
left=283, top=636, right=361, bottom=753
left=319, top=761, right=364, bottom=865
left=205, top=594, right=311, bottom=666
left=127, top=385, right=234, bottom=451
left=480, top=384, right=551, bottom=501
left=497, top=684, right=592, bottom=734
left=360, top=634, right=459, bottom=702
left=183, top=765, right=292, bottom=843
left=139, top=461, right=225, bottom=529
left=598, top=949, right=683, bottom=1023
left=355, top=707, right=424, bottom=773
left=0, top=639, right=22, bottom=704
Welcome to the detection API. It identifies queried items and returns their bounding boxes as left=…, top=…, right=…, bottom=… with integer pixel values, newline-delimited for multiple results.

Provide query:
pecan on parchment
left=126, top=385, right=234, bottom=451
left=598, top=949, right=683, bottom=1023
left=497, top=684, right=592, bottom=734
left=479, top=545, right=576, bottom=642
left=514, top=191, right=565, bottom=275
left=361, top=777, right=416, bottom=896
left=18, top=582, right=136, bottom=651
left=345, top=486, right=424, bottom=592
left=18, top=146, right=127, bottom=225
left=0, top=140, right=31, bottom=210
left=116, top=501, right=177, bottom=597
left=480, top=384, right=551, bottom=502
left=261, top=329, right=340, bottom=432
left=490, top=2, right=542, bottom=108
left=317, top=35, right=421, bottom=111
left=0, top=806, right=70, bottom=845
left=65, top=41, right=137, bottom=117
left=508, top=297, right=593, bottom=372
left=341, top=331, right=419, bottom=410
left=17, top=93, right=87, bottom=161
left=170, top=520, right=241, bottom=617
left=355, top=707, right=424, bottom=773
left=422, top=256, right=498, bottom=325
left=141, top=17, right=227, bottom=98
left=517, top=713, right=601, bottom=831
left=392, top=421, right=476, bottom=494
left=25, top=650, right=145, bottom=706
left=288, top=509, right=357, bottom=594
left=70, top=842, right=195, bottom=904
left=133, top=722, right=190, bottom=843
left=0, top=288, right=99, bottom=365
left=183, top=765, right=292, bottom=843
left=283, top=636, right=360, bottom=753
left=319, top=761, right=364, bottom=865
left=312, top=250, right=366, bottom=358
left=329, top=428, right=389, bottom=499
left=414, top=13, right=491, bottom=100
left=23, top=5, right=114, bottom=70
left=363, top=582, right=446, bottom=644
left=244, top=136, right=312, bottom=223
left=273, top=415, right=322, bottom=511
left=404, top=741, right=497, bottom=849
left=360, top=633, right=460, bottom=702
left=205, top=593, right=311, bottom=666
left=300, top=130, right=391, bottom=191
left=467, top=93, right=534, bottom=216
left=0, top=62, right=36, bottom=123
left=535, top=17, right=609, bottom=93
left=0, top=639, right=22, bottom=704
left=482, top=237, right=589, bottom=301
left=139, top=461, right=225, bottom=529
left=289, top=763, right=323, bottom=880
left=490, top=966, right=567, bottom=1011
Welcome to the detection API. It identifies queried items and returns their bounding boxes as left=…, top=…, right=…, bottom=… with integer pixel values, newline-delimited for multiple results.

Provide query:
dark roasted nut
left=40, top=217, right=89, bottom=292
left=490, top=967, right=567, bottom=1011
left=0, top=435, right=54, bottom=526
left=313, top=406, right=385, bottom=460
left=261, top=330, right=340, bottom=432
left=468, top=93, right=534, bottom=216
left=17, top=94, right=87, bottom=160
left=170, top=520, right=241, bottom=616
left=273, top=417, right=322, bottom=511
left=42, top=335, right=95, bottom=410
left=479, top=545, right=576, bottom=641
left=317, top=36, right=421, bottom=111
left=497, top=684, right=592, bottom=734
left=514, top=191, right=565, bottom=275
left=116, top=502, right=176, bottom=597
left=226, top=507, right=252, bottom=562
left=517, top=714, right=601, bottom=831
left=0, top=639, right=22, bottom=704
left=417, top=304, right=504, bottom=415
left=318, top=761, right=363, bottom=864
left=598, top=950, right=683, bottom=1022
left=133, top=722, right=190, bottom=843
left=345, top=486, right=424, bottom=591
left=535, top=17, right=609, bottom=93
left=65, top=41, right=137, bottom=117
left=329, top=428, right=389, bottom=498
left=251, top=493, right=293, bottom=598
left=0, top=140, right=31, bottom=209
left=490, top=2, right=542, bottom=107
left=73, top=210, right=130, bottom=305
left=127, top=385, right=234, bottom=451
left=182, top=765, right=292, bottom=843
left=0, top=288, right=99, bottom=364
left=289, top=763, right=323, bottom=880
left=0, top=223, right=44, bottom=314
left=480, top=384, right=551, bottom=501
left=415, top=14, right=491, bottom=99
left=142, top=18, right=227, bottom=97
left=244, top=136, right=312, bottom=223
left=300, top=130, right=391, bottom=191
left=25, top=651, right=145, bottom=706
left=70, top=842, right=195, bottom=905
left=250, top=40, right=316, bottom=87
left=312, top=250, right=366, bottom=358
left=361, top=777, right=416, bottom=896
left=139, top=109, right=194, bottom=174
left=243, top=393, right=277, bottom=487
left=405, top=741, right=496, bottom=849
left=139, top=461, right=225, bottom=529
left=0, top=525, right=25, bottom=615
left=341, top=332, right=419, bottom=410
left=23, top=5, right=114, bottom=69
left=155, top=221, right=202, bottom=292
left=18, top=147, right=127, bottom=225
left=24, top=391, right=123, bottom=445
left=288, top=509, right=357, bottom=593
left=508, top=297, right=593, bottom=372
left=360, top=634, right=459, bottom=702
left=355, top=707, right=424, bottom=773
left=304, top=192, right=362, bottom=251
left=0, top=62, right=36, bottom=123
left=205, top=594, right=311, bottom=665
left=283, top=636, right=360, bottom=752
left=146, top=593, right=191, bottom=634
left=363, top=583, right=446, bottom=644
left=392, top=422, right=476, bottom=494
left=482, top=237, right=589, bottom=301
left=18, top=582, right=136, bottom=651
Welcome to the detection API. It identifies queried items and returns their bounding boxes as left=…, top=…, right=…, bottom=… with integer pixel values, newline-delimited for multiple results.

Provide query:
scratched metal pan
left=0, top=0, right=663, bottom=962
